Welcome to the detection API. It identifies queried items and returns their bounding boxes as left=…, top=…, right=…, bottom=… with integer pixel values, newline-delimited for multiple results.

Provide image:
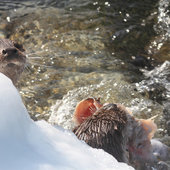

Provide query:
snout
left=0, top=39, right=26, bottom=85
left=1, top=47, right=26, bottom=65
left=2, top=47, right=24, bottom=60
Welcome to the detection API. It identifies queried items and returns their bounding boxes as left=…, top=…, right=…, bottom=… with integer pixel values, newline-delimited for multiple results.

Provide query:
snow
left=0, top=73, right=134, bottom=170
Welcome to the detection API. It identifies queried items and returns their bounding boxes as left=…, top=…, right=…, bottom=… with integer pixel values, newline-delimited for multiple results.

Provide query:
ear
left=73, top=98, right=102, bottom=125
left=140, top=118, right=157, bottom=139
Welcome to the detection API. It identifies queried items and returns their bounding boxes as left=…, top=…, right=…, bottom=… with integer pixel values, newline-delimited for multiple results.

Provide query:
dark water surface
left=0, top=0, right=169, bottom=165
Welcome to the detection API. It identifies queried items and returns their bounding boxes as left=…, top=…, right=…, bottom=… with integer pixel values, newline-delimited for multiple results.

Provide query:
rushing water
left=0, top=0, right=169, bottom=165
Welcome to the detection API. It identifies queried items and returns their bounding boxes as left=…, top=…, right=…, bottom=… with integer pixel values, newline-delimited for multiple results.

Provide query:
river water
left=0, top=0, right=169, bottom=164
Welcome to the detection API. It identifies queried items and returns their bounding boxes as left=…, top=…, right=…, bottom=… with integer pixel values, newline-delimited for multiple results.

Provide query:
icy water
left=0, top=0, right=169, bottom=153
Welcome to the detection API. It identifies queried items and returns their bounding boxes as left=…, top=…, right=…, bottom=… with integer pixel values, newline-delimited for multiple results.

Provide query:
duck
left=73, top=98, right=157, bottom=169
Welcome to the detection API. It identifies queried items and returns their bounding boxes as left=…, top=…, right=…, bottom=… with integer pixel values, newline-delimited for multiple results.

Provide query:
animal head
left=0, top=39, right=26, bottom=85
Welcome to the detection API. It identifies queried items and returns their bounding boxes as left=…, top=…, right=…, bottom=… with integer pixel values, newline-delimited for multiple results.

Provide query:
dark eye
left=2, top=49, right=7, bottom=55
left=13, top=42, right=25, bottom=52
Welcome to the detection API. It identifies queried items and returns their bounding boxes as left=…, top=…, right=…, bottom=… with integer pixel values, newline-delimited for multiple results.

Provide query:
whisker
left=27, top=56, right=42, bottom=59
left=26, top=51, right=47, bottom=56
left=28, top=62, right=54, bottom=68
left=24, top=64, right=32, bottom=73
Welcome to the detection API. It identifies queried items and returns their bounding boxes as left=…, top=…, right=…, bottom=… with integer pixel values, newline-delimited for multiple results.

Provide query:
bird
left=73, top=98, right=157, bottom=169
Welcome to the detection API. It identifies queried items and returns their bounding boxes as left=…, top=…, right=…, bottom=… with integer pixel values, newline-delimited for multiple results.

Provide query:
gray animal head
left=0, top=39, right=26, bottom=84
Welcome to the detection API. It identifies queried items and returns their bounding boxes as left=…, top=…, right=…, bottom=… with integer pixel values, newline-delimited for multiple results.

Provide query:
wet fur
left=0, top=39, right=26, bottom=84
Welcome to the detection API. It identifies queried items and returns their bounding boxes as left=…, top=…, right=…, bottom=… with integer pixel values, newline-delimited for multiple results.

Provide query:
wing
left=73, top=112, right=128, bottom=162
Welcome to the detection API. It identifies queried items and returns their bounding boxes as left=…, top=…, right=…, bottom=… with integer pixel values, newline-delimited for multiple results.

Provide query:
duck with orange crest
left=73, top=98, right=158, bottom=169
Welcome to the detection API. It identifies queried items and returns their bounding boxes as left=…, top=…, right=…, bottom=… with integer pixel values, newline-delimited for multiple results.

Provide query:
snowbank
left=0, top=73, right=134, bottom=170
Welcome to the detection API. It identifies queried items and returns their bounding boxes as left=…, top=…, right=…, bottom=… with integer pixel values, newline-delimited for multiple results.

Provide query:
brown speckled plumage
left=73, top=99, right=158, bottom=169
left=73, top=104, right=129, bottom=163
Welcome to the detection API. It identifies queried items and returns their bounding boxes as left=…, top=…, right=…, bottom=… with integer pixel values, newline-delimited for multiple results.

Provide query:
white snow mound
left=0, top=73, right=134, bottom=170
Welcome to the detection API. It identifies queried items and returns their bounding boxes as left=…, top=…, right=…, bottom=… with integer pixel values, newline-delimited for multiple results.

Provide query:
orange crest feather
left=73, top=98, right=102, bottom=125
left=140, top=118, right=157, bottom=140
